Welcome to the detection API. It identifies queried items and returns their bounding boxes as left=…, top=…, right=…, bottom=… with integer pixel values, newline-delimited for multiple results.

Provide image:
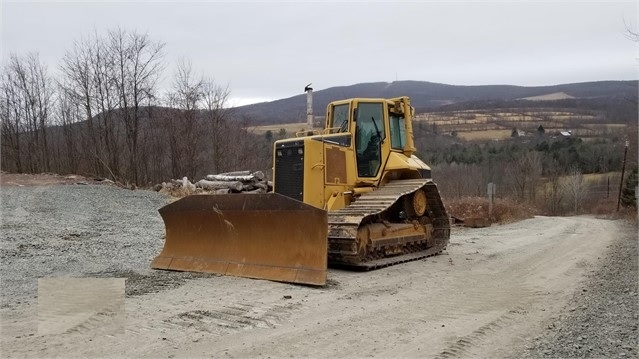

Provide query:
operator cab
left=326, top=98, right=410, bottom=179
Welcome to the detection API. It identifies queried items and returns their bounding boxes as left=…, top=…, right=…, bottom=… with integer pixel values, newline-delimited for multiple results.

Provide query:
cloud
left=2, top=1, right=637, bottom=100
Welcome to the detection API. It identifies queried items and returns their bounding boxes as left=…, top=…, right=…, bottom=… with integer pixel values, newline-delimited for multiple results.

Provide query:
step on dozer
left=151, top=193, right=328, bottom=286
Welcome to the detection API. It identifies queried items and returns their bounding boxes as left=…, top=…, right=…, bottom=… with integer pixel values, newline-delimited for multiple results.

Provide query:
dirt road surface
left=0, top=183, right=636, bottom=358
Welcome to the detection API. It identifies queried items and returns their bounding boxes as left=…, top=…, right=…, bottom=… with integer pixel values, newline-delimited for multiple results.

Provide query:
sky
left=2, top=1, right=638, bottom=106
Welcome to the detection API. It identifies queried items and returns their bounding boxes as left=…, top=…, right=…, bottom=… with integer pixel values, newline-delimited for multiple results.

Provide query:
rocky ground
left=0, top=178, right=637, bottom=358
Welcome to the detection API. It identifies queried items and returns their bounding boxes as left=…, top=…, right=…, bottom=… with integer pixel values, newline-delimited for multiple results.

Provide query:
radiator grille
left=274, top=141, right=304, bottom=201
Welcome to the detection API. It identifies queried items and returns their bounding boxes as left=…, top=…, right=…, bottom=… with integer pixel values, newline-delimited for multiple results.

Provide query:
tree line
left=2, top=27, right=636, bottom=214
left=414, top=122, right=638, bottom=214
left=1, top=28, right=272, bottom=185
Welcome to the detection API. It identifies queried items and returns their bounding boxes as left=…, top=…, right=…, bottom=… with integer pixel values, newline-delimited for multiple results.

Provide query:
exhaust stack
left=305, top=83, right=313, bottom=131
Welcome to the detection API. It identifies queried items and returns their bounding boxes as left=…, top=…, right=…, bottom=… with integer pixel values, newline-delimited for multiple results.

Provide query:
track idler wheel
left=403, top=189, right=427, bottom=218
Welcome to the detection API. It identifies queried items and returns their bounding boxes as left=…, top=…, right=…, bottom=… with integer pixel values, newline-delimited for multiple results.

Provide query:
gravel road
left=518, top=220, right=638, bottom=358
left=0, top=183, right=637, bottom=358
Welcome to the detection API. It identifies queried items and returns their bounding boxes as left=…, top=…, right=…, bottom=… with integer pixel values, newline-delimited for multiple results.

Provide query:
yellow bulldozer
left=151, top=96, right=450, bottom=286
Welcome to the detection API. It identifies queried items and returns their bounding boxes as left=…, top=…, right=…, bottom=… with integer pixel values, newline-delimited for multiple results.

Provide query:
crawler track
left=327, top=179, right=450, bottom=269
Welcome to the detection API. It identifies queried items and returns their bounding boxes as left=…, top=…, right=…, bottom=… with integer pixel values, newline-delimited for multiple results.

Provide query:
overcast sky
left=2, top=1, right=638, bottom=106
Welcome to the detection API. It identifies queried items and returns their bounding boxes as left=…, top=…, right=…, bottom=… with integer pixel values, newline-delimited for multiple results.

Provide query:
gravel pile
left=518, top=220, right=638, bottom=358
left=0, top=184, right=210, bottom=308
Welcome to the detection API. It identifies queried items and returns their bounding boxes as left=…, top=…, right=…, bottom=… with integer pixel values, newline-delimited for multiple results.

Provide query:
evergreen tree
left=621, top=167, right=638, bottom=208
left=537, top=125, right=545, bottom=136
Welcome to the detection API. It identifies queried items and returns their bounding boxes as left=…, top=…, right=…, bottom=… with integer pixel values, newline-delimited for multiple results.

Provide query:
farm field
left=414, top=108, right=628, bottom=141
left=248, top=108, right=628, bottom=143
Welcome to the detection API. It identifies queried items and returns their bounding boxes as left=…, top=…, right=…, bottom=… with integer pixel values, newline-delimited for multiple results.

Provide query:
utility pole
left=617, top=140, right=629, bottom=211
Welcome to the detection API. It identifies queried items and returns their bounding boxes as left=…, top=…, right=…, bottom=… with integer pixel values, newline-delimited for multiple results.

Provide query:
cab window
left=389, top=113, right=406, bottom=150
left=355, top=102, right=384, bottom=177
left=331, top=104, right=350, bottom=132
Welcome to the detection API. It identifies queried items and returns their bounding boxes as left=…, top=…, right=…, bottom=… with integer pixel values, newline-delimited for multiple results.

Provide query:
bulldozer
left=151, top=96, right=450, bottom=286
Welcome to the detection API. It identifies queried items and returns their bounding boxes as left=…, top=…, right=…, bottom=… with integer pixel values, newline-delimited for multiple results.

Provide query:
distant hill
left=233, top=80, right=638, bottom=124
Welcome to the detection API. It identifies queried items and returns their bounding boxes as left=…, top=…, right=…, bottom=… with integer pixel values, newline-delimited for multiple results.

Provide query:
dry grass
left=456, top=129, right=512, bottom=141
left=583, top=172, right=620, bottom=183
left=445, top=196, right=537, bottom=224
left=158, top=186, right=206, bottom=201
left=586, top=197, right=618, bottom=216
left=581, top=124, right=627, bottom=130
left=616, top=207, right=639, bottom=225
left=591, top=204, right=638, bottom=225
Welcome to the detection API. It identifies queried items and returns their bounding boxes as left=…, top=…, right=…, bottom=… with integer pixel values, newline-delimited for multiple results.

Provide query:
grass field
left=415, top=108, right=625, bottom=142
left=456, top=129, right=513, bottom=141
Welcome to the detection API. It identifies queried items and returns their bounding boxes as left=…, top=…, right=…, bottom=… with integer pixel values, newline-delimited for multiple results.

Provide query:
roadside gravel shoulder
left=1, top=184, right=181, bottom=308
left=517, top=219, right=638, bottom=359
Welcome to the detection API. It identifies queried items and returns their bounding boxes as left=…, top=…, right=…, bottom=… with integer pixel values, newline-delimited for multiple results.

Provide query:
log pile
left=155, top=171, right=273, bottom=197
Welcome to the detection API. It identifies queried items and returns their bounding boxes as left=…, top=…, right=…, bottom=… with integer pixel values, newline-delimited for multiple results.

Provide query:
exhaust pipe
left=305, top=83, right=313, bottom=131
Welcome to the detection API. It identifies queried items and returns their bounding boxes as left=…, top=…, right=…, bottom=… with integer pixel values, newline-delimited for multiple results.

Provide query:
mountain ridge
left=233, top=80, right=638, bottom=124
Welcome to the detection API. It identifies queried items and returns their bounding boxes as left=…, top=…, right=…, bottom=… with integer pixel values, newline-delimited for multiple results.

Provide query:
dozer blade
left=151, top=193, right=328, bottom=286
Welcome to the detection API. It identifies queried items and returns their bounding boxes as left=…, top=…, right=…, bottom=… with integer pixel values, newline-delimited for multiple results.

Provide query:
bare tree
left=59, top=35, right=102, bottom=175
left=54, top=86, right=80, bottom=173
left=623, top=20, right=639, bottom=170
left=90, top=32, right=121, bottom=179
left=563, top=166, right=585, bottom=214
left=109, top=28, right=165, bottom=184
left=58, top=29, right=165, bottom=183
left=542, top=159, right=565, bottom=215
left=225, top=117, right=272, bottom=173
left=1, top=65, right=24, bottom=172
left=0, top=52, right=54, bottom=173
left=506, top=150, right=542, bottom=202
left=163, top=59, right=204, bottom=179
left=201, top=77, right=231, bottom=174
left=624, top=19, right=639, bottom=43
left=436, top=163, right=484, bottom=198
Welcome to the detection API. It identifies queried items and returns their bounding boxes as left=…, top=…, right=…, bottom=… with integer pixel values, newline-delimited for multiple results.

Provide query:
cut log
left=195, top=179, right=243, bottom=192
left=206, top=174, right=259, bottom=183
left=170, top=178, right=195, bottom=191
left=216, top=170, right=251, bottom=177
left=250, top=171, right=265, bottom=180
left=205, top=170, right=265, bottom=183
left=242, top=183, right=256, bottom=191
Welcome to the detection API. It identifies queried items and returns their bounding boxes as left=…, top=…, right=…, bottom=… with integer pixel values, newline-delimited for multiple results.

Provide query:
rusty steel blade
left=151, top=193, right=328, bottom=286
